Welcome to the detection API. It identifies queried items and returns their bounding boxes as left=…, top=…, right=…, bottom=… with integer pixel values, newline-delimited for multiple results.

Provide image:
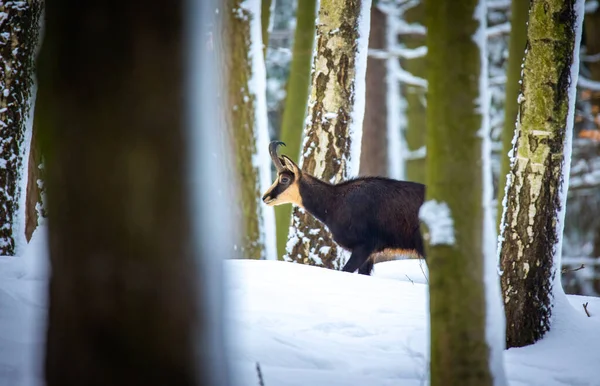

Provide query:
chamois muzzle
left=269, top=141, right=287, bottom=173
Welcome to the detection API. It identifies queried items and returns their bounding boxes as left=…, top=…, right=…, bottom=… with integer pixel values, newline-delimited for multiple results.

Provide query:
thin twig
left=562, top=264, right=585, bottom=273
left=405, top=274, right=415, bottom=285
left=583, top=302, right=591, bottom=317
left=256, top=362, right=265, bottom=386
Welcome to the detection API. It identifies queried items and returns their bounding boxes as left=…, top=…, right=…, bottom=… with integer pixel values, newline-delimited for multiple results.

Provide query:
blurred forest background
left=263, top=0, right=600, bottom=295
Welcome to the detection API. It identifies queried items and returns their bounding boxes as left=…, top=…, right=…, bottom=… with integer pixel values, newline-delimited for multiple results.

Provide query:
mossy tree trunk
left=402, top=1, right=427, bottom=184
left=225, top=0, right=275, bottom=260
left=285, top=0, right=371, bottom=269
left=261, top=0, right=272, bottom=57
left=0, top=0, right=42, bottom=255
left=497, top=0, right=530, bottom=226
left=498, top=0, right=585, bottom=348
left=424, top=0, right=497, bottom=384
left=274, top=0, right=317, bottom=258
left=39, top=1, right=207, bottom=384
left=360, top=5, right=387, bottom=177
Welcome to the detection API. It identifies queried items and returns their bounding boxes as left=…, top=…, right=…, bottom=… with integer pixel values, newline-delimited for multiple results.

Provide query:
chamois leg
left=342, top=246, right=373, bottom=274
left=358, top=257, right=374, bottom=276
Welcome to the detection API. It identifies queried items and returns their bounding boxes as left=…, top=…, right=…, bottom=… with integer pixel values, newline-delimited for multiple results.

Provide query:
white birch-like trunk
left=285, top=0, right=372, bottom=269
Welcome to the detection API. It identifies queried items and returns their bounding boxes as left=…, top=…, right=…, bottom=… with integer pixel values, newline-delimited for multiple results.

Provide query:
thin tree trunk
left=497, top=0, right=530, bottom=226
left=360, top=5, right=388, bottom=177
left=499, top=0, right=585, bottom=348
left=40, top=1, right=203, bottom=384
left=226, top=0, right=275, bottom=260
left=424, top=0, right=495, bottom=383
left=0, top=0, right=42, bottom=255
left=262, top=0, right=272, bottom=58
left=402, top=2, right=427, bottom=184
left=274, top=0, right=317, bottom=258
left=285, top=0, right=371, bottom=269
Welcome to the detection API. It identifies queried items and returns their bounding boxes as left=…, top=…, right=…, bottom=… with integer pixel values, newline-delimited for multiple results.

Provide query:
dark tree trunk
left=360, top=6, right=388, bottom=177
left=25, top=116, right=44, bottom=241
left=499, top=0, right=584, bottom=348
left=39, top=1, right=206, bottom=385
left=424, top=0, right=497, bottom=384
left=0, top=1, right=42, bottom=254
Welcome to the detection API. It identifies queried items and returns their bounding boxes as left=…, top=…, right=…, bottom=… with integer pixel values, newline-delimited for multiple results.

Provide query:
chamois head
left=262, top=141, right=303, bottom=207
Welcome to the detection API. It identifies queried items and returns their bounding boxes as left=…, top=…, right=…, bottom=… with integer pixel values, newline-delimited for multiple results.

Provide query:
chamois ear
left=281, top=155, right=301, bottom=176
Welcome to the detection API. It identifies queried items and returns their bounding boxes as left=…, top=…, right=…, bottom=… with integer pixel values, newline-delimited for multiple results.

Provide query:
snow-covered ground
left=1, top=228, right=599, bottom=385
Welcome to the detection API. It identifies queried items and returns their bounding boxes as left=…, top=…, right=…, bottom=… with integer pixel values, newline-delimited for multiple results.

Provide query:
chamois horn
left=269, top=141, right=287, bottom=172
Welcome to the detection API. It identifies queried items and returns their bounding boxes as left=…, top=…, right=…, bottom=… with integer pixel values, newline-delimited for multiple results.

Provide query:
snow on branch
left=581, top=52, right=600, bottom=63
left=394, top=67, right=428, bottom=88
left=394, top=20, right=426, bottom=36
left=419, top=200, right=456, bottom=246
left=487, top=0, right=512, bottom=10
left=585, top=0, right=599, bottom=13
left=368, top=46, right=427, bottom=60
left=578, top=76, right=600, bottom=91
left=486, top=22, right=511, bottom=38
left=489, top=75, right=507, bottom=86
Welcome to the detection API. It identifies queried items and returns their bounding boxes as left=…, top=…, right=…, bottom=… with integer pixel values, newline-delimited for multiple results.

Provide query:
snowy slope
left=1, top=234, right=599, bottom=386
left=227, top=259, right=600, bottom=386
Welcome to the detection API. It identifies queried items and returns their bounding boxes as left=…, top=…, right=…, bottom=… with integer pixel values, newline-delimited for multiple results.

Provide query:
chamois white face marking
left=262, top=156, right=303, bottom=207
left=262, top=171, right=303, bottom=207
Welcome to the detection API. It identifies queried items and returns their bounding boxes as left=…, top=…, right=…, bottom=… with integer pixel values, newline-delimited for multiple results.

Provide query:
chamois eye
left=280, top=175, right=291, bottom=184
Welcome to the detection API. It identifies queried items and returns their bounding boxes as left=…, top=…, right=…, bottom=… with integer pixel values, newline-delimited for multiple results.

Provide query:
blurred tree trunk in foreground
left=499, top=0, right=584, bottom=348
left=0, top=0, right=43, bottom=254
left=360, top=5, right=388, bottom=177
left=497, top=0, right=530, bottom=226
left=285, top=0, right=371, bottom=269
left=424, top=0, right=501, bottom=384
left=274, top=0, right=317, bottom=258
left=39, top=1, right=205, bottom=385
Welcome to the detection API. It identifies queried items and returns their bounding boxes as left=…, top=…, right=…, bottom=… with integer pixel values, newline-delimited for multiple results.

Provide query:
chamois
left=262, top=141, right=426, bottom=275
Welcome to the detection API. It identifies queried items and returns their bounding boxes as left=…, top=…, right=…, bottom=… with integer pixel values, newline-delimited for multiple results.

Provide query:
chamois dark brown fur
left=262, top=141, right=426, bottom=275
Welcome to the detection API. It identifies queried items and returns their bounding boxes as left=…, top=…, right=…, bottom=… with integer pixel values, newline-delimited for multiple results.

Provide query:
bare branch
left=486, top=22, right=511, bottom=38
left=561, top=264, right=585, bottom=273
left=583, top=302, right=591, bottom=317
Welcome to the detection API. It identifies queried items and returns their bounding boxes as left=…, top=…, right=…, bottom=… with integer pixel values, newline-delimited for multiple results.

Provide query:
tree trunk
left=402, top=2, right=427, bottom=184
left=39, top=1, right=207, bottom=384
left=497, top=0, right=530, bottom=226
left=498, top=0, right=584, bottom=348
left=274, top=0, right=317, bottom=258
left=262, top=0, right=272, bottom=58
left=360, top=5, right=387, bottom=177
left=226, top=0, right=276, bottom=260
left=25, top=116, right=45, bottom=241
left=424, top=0, right=496, bottom=384
left=285, top=0, right=371, bottom=269
left=0, top=0, right=42, bottom=255
left=584, top=0, right=600, bottom=294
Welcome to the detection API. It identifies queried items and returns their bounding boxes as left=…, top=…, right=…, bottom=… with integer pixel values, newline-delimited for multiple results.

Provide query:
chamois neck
left=298, top=173, right=337, bottom=224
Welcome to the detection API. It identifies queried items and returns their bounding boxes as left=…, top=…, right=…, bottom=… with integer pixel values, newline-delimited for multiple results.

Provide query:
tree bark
left=424, top=0, right=494, bottom=384
left=262, top=0, right=272, bottom=58
left=0, top=0, right=42, bottom=255
left=360, top=5, right=388, bottom=177
left=40, top=1, right=204, bottom=385
left=402, top=2, right=427, bottom=184
left=497, top=0, right=530, bottom=226
left=25, top=116, right=44, bottom=241
left=225, top=0, right=275, bottom=260
left=285, top=0, right=371, bottom=269
left=499, top=0, right=584, bottom=348
left=274, top=0, right=317, bottom=258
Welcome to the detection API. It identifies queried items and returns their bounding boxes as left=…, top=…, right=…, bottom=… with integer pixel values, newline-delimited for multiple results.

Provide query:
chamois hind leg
left=342, top=246, right=373, bottom=274
left=358, top=257, right=374, bottom=276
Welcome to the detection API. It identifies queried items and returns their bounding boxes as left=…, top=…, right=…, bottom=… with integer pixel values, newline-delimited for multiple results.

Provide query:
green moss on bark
left=499, top=0, right=580, bottom=349
left=226, top=1, right=265, bottom=260
left=425, top=0, right=492, bottom=384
